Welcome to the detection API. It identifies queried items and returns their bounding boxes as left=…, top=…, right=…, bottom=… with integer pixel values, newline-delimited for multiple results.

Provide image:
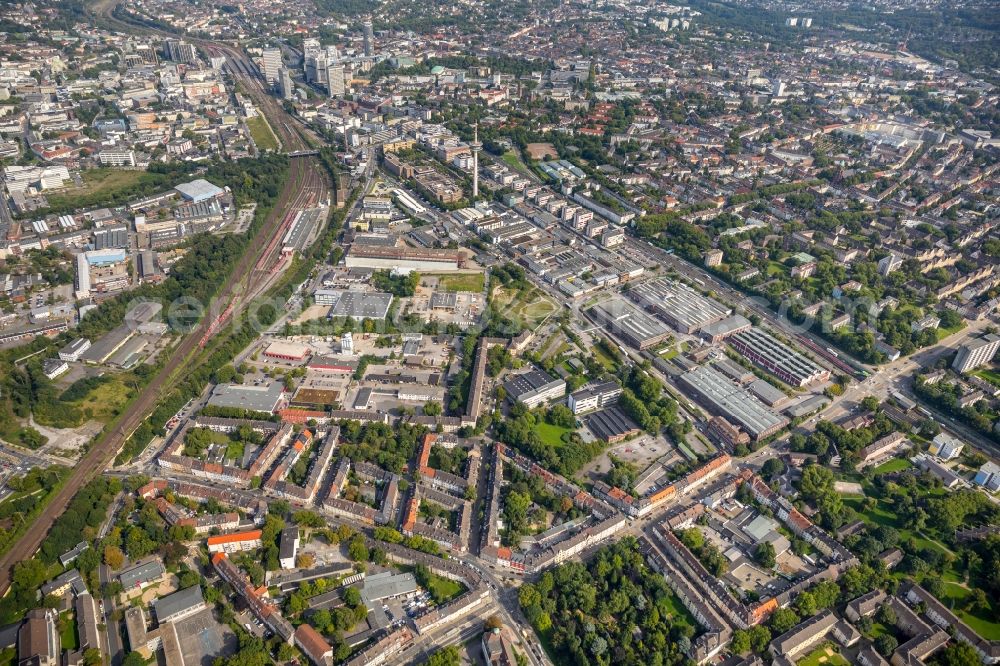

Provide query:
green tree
left=343, top=586, right=362, bottom=607
left=754, top=541, right=776, bottom=568
left=768, top=608, right=800, bottom=634
left=875, top=634, right=898, bottom=657
left=730, top=629, right=751, bottom=655
left=934, top=641, right=981, bottom=666
left=347, top=535, right=369, bottom=562
left=761, top=457, right=786, bottom=480
left=427, top=645, right=460, bottom=666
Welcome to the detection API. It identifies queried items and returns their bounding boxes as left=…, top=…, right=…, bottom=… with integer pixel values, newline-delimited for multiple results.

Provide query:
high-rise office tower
left=313, top=55, right=329, bottom=87
left=953, top=334, right=1000, bottom=373
left=362, top=20, right=374, bottom=57
left=261, top=47, right=282, bottom=84
left=328, top=65, right=346, bottom=97
left=303, top=38, right=320, bottom=82
left=279, top=68, right=294, bottom=100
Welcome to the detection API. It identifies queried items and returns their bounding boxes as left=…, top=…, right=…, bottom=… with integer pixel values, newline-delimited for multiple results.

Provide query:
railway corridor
left=0, top=3, right=334, bottom=594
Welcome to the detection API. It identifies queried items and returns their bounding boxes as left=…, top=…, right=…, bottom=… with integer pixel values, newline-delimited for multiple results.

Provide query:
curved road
left=0, top=4, right=329, bottom=594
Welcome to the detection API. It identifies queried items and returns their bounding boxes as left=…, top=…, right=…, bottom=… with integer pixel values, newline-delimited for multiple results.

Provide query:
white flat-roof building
left=59, top=338, right=91, bottom=362
left=568, top=381, right=622, bottom=414
left=930, top=432, right=964, bottom=460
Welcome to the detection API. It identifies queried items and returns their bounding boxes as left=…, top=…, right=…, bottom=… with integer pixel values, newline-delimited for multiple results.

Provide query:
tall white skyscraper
left=261, top=47, right=282, bottom=84
left=328, top=65, right=346, bottom=97
left=362, top=20, right=374, bottom=57
left=279, top=68, right=294, bottom=100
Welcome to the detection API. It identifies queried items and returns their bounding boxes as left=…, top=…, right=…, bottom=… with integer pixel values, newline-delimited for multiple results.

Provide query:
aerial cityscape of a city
left=0, top=0, right=997, bottom=664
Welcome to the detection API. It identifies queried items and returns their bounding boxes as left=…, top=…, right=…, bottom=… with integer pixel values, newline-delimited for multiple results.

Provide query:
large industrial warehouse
left=679, top=365, right=788, bottom=441
left=587, top=297, right=673, bottom=350
left=627, top=277, right=731, bottom=334
left=345, top=245, right=462, bottom=271
left=728, top=328, right=830, bottom=387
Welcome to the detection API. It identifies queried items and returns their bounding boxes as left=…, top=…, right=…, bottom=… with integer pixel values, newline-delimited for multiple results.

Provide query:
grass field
left=975, top=368, right=1000, bottom=388
left=42, top=168, right=160, bottom=211
left=247, top=115, right=280, bottom=151
left=492, top=286, right=557, bottom=328
left=796, top=643, right=849, bottom=666
left=536, top=422, right=572, bottom=448
left=592, top=345, right=619, bottom=371
left=767, top=260, right=788, bottom=277
left=424, top=572, right=465, bottom=605
left=659, top=589, right=698, bottom=630
left=59, top=611, right=78, bottom=651
left=434, top=272, right=485, bottom=293
left=501, top=150, right=532, bottom=175
left=871, top=458, right=913, bottom=475
left=74, top=376, right=132, bottom=423
left=939, top=582, right=1000, bottom=640
left=936, top=322, right=966, bottom=341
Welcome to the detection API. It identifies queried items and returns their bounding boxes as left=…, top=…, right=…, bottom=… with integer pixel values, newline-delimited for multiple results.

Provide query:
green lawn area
left=501, top=151, right=532, bottom=175
left=247, top=114, right=280, bottom=151
left=492, top=286, right=557, bottom=328
left=76, top=168, right=145, bottom=196
left=659, top=589, right=697, bottom=631
left=592, top=345, right=619, bottom=371
left=796, top=642, right=849, bottom=666
left=871, top=458, right=913, bottom=475
left=423, top=572, right=465, bottom=605
left=939, top=582, right=1000, bottom=640
left=536, top=422, right=572, bottom=448
left=59, top=611, right=78, bottom=651
left=936, top=323, right=966, bottom=341
left=73, top=376, right=134, bottom=424
left=767, top=261, right=788, bottom=277
left=434, top=272, right=485, bottom=293
left=974, top=368, right=1000, bottom=388
left=225, top=440, right=245, bottom=461
left=41, top=168, right=170, bottom=212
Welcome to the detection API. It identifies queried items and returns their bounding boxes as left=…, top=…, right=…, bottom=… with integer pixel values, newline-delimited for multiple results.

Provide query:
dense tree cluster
left=501, top=466, right=582, bottom=547
left=495, top=402, right=603, bottom=477
left=617, top=365, right=684, bottom=439
left=678, top=528, right=727, bottom=577
left=338, top=421, right=427, bottom=473
left=915, top=376, right=1000, bottom=444
left=518, top=537, right=695, bottom=666
left=789, top=415, right=899, bottom=469
left=371, top=269, right=419, bottom=297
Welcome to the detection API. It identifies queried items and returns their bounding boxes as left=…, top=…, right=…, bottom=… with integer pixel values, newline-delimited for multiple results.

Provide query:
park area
left=841, top=486, right=1000, bottom=640
left=492, top=286, right=557, bottom=328
left=536, top=421, right=572, bottom=448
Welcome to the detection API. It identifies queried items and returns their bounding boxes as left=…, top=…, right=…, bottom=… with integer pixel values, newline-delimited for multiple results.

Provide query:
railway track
left=0, top=1, right=331, bottom=595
